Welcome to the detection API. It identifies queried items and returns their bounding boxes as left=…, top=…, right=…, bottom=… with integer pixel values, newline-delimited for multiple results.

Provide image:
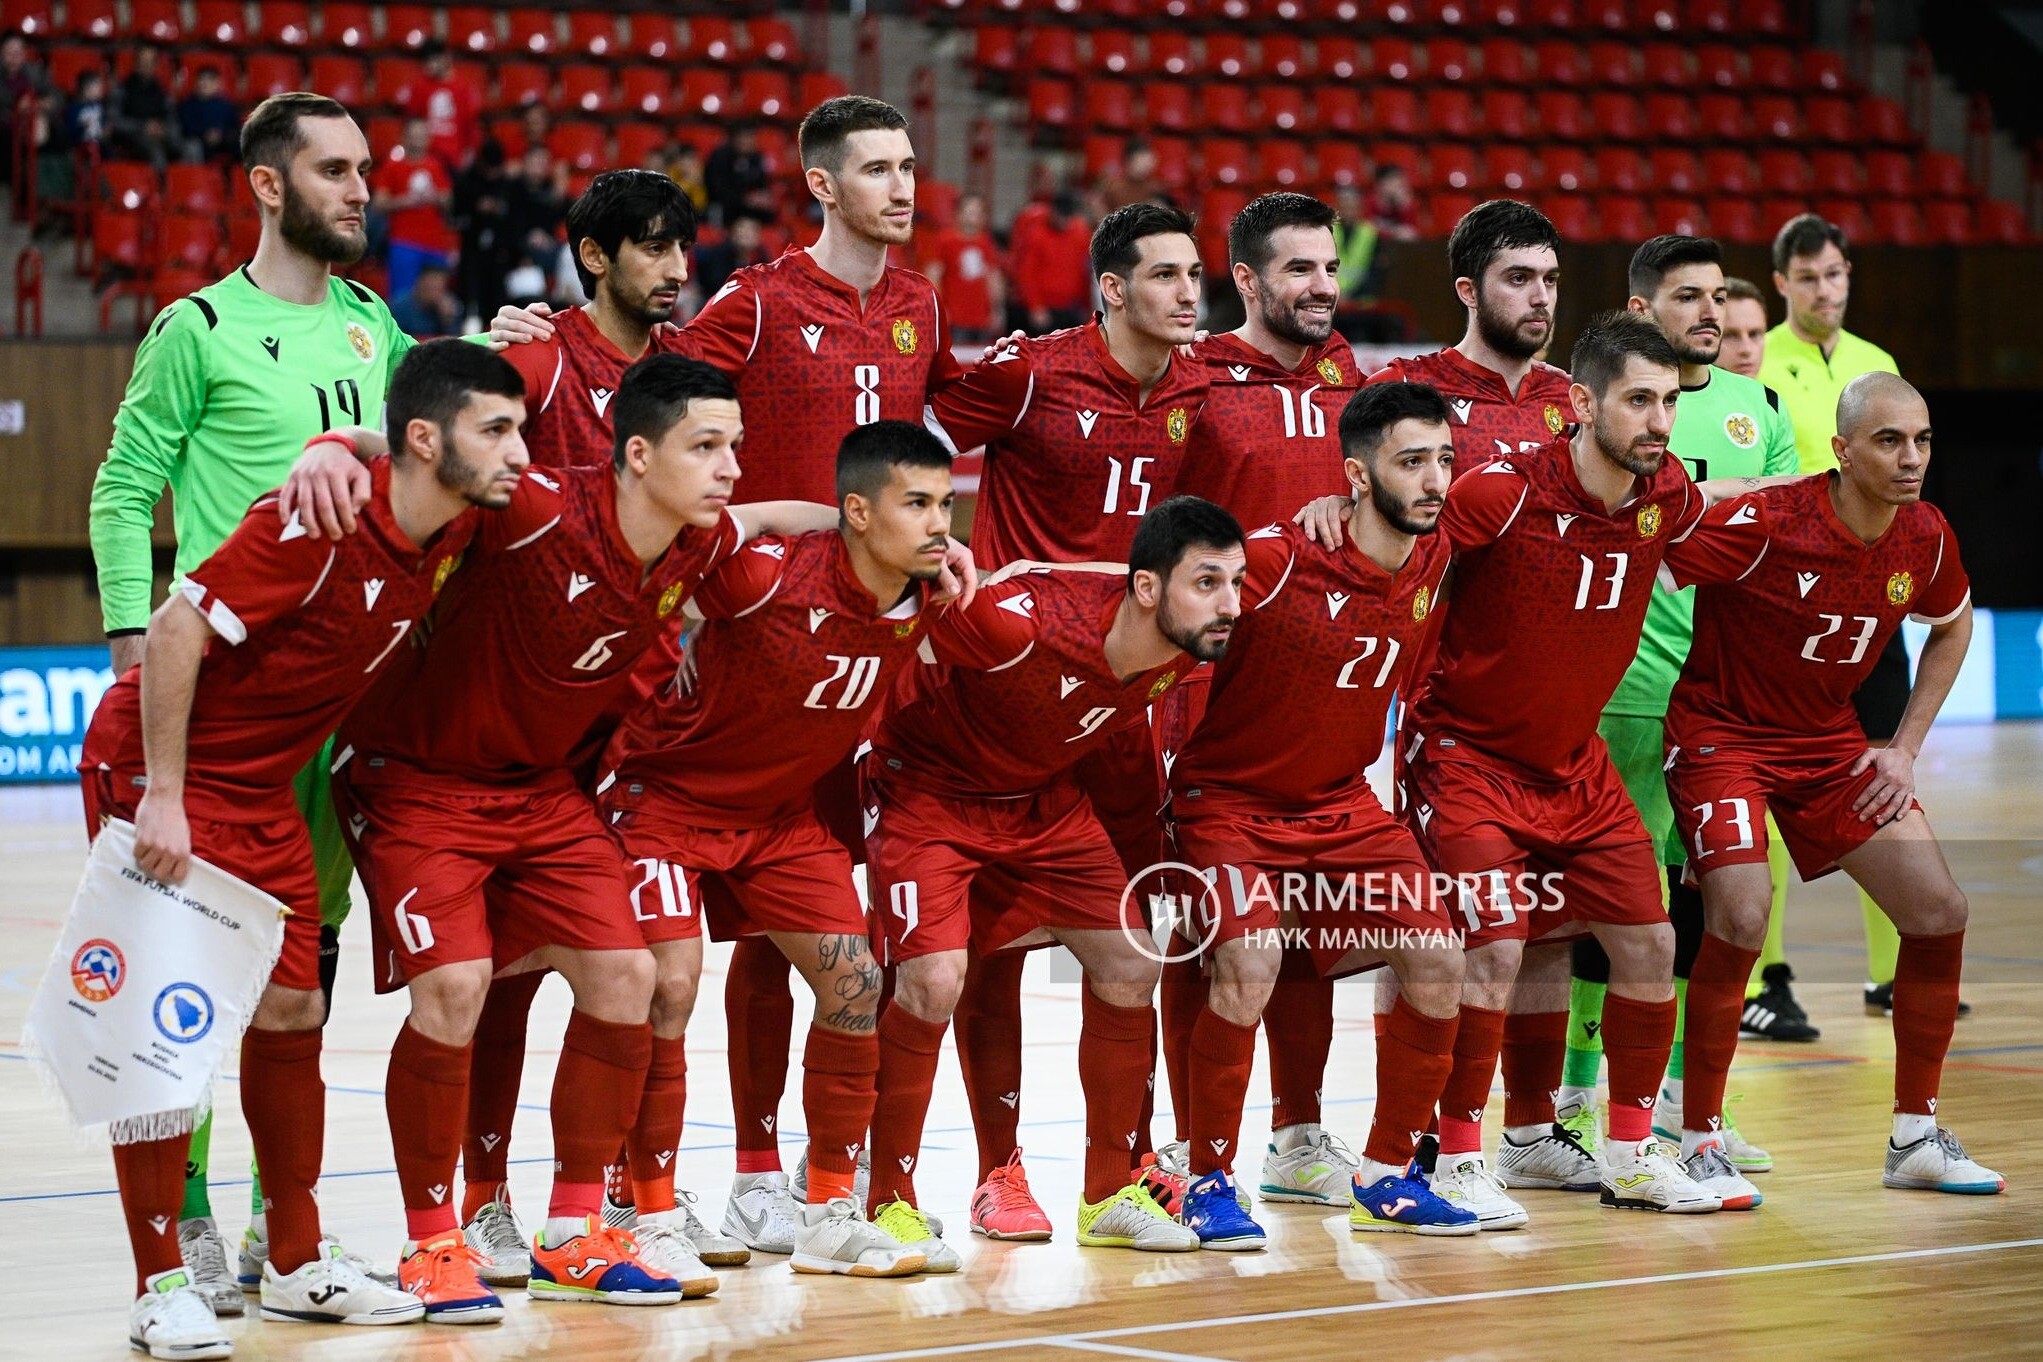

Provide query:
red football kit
left=1176, top=334, right=1360, bottom=527
left=1667, top=474, right=1969, bottom=879
left=1169, top=523, right=1453, bottom=975
left=335, top=464, right=742, bottom=990
left=498, top=305, right=638, bottom=469
left=81, top=460, right=473, bottom=991
left=658, top=246, right=965, bottom=503
left=1369, top=347, right=1573, bottom=469
left=1402, top=438, right=1770, bottom=946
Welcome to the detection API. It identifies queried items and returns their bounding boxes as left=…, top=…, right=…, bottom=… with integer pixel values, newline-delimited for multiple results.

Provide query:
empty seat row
left=929, top=0, right=1797, bottom=40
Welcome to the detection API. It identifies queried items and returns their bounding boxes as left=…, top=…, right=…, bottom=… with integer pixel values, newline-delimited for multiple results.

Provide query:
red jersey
left=656, top=246, right=964, bottom=503
left=1175, top=332, right=1361, bottom=525
left=1171, top=522, right=1449, bottom=816
left=936, top=320, right=1210, bottom=565
left=1369, top=347, right=1573, bottom=470
left=371, top=155, right=456, bottom=255
left=869, top=568, right=1188, bottom=799
left=82, top=460, right=474, bottom=821
left=1010, top=214, right=1093, bottom=314
left=1409, top=438, right=1769, bottom=782
left=500, top=306, right=637, bottom=469
left=599, top=532, right=1002, bottom=826
left=929, top=228, right=1002, bottom=333
left=406, top=76, right=481, bottom=168
left=341, top=465, right=741, bottom=784
left=1670, top=474, right=1969, bottom=748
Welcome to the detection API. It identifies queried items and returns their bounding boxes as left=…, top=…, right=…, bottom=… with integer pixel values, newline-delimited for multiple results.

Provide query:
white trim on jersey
left=1912, top=589, right=1970, bottom=627
left=175, top=578, right=247, bottom=645
left=504, top=516, right=562, bottom=551
left=296, top=546, right=339, bottom=607
left=1493, top=485, right=1530, bottom=540
left=539, top=346, right=565, bottom=414
left=729, top=575, right=784, bottom=619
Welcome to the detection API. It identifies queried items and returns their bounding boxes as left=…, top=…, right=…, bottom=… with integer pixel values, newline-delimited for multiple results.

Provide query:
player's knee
left=1915, top=880, right=1969, bottom=937
left=1461, top=940, right=1521, bottom=1006
left=252, top=984, right=325, bottom=1032
left=650, top=965, right=699, bottom=1035
left=1716, top=904, right=1769, bottom=953
left=1605, top=922, right=1675, bottom=982
left=896, top=954, right=967, bottom=1021
left=1400, top=943, right=1466, bottom=996
left=409, top=964, right=493, bottom=1043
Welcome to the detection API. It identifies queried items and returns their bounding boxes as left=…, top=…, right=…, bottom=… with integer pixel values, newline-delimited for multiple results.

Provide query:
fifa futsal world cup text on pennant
left=23, top=819, right=287, bottom=1142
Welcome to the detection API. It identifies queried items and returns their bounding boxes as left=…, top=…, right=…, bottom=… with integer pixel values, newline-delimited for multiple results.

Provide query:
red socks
left=1436, top=1004, right=1505, bottom=1156
left=387, top=1021, right=472, bottom=1242
left=240, top=1026, right=325, bottom=1274
left=112, top=1134, right=188, bottom=1294
left=548, top=1011, right=652, bottom=1221
left=1682, top=933, right=1760, bottom=1135
left=1893, top=930, right=1965, bottom=1115
left=726, top=937, right=795, bottom=1175
left=1079, top=990, right=1157, bottom=1203
left=1363, top=998, right=1459, bottom=1168
left=461, top=970, right=543, bottom=1220
left=802, top=1024, right=880, bottom=1204
left=1265, top=958, right=1335, bottom=1131
left=625, top=1035, right=687, bottom=1214
left=1602, top=992, right=1677, bottom=1143
left=955, top=950, right=1026, bottom=1181
left=1500, top=1009, right=1568, bottom=1128
left=1187, top=1005, right=1258, bottom=1176
left=1159, top=955, right=1203, bottom=1142
left=867, top=1003, right=947, bottom=1214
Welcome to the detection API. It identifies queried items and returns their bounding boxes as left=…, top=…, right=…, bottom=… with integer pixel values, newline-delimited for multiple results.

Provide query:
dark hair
left=565, top=169, right=698, bottom=294
left=1446, top=199, right=1561, bottom=289
left=1569, top=310, right=1680, bottom=399
left=1338, top=382, right=1453, bottom=463
left=611, top=355, right=739, bottom=471
left=1628, top=233, right=1722, bottom=299
left=835, top=420, right=953, bottom=503
left=1228, top=191, right=1336, bottom=271
left=385, top=339, right=525, bottom=456
left=1127, top=495, right=1244, bottom=587
left=239, top=91, right=353, bottom=172
left=797, top=94, right=908, bottom=174
left=418, top=38, right=446, bottom=61
left=1091, top=201, right=1197, bottom=281
left=1772, top=212, right=1849, bottom=274
left=1723, top=275, right=1765, bottom=304
left=1374, top=163, right=1406, bottom=185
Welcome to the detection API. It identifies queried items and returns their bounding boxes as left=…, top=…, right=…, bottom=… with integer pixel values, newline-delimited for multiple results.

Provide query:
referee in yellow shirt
left=1756, top=214, right=1969, bottom=1024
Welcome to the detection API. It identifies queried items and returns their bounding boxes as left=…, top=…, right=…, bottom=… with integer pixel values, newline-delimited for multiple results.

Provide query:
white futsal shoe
left=1883, top=1127, right=2006, bottom=1195
left=792, top=1148, right=873, bottom=1206
left=1678, top=1139, right=1762, bottom=1210
left=721, top=1171, right=801, bottom=1254
left=789, top=1197, right=927, bottom=1276
left=131, top=1268, right=233, bottom=1360
left=260, top=1244, right=425, bottom=1324
left=1496, top=1122, right=1601, bottom=1191
left=1259, top=1124, right=1360, bottom=1206
left=1430, top=1152, right=1530, bottom=1229
left=462, top=1187, right=531, bottom=1287
left=1600, top=1137, right=1724, bottom=1213
left=175, top=1217, right=243, bottom=1316
left=629, top=1210, right=722, bottom=1297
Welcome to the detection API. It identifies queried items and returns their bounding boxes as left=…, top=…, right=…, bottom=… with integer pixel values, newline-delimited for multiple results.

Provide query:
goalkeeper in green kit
left=87, top=93, right=415, bottom=1311
left=1546, top=236, right=1800, bottom=1191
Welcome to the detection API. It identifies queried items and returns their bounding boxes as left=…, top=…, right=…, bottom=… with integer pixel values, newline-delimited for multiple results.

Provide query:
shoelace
left=179, top=1224, right=230, bottom=1279
left=1933, top=1127, right=1971, bottom=1162
left=1310, top=1130, right=1361, bottom=1171
left=420, top=1241, right=488, bottom=1293
left=984, top=1166, right=1037, bottom=1210
left=1548, top=1123, right=1596, bottom=1159
left=1688, top=1144, right=1737, bottom=1181
left=473, top=1204, right=525, bottom=1259
left=671, top=1189, right=716, bottom=1241
left=154, top=1287, right=219, bottom=1331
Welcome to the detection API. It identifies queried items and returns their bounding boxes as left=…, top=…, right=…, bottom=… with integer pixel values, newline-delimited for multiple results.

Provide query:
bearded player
left=1668, top=372, right=2003, bottom=1200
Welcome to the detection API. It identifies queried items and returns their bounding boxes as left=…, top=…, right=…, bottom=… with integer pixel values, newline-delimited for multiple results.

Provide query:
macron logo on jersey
left=800, top=324, right=825, bottom=353
left=751, top=541, right=787, bottom=559
left=1325, top=591, right=1350, bottom=619
left=1481, top=461, right=1517, bottom=475
left=1798, top=572, right=1821, bottom=597
left=998, top=593, right=1035, bottom=617
left=567, top=573, right=595, bottom=602
left=364, top=579, right=385, bottom=611
left=1449, top=398, right=1475, bottom=423
left=1076, top=410, right=1100, bottom=439
left=590, top=387, right=613, bottom=418
left=1728, top=503, right=1758, bottom=526
left=1228, top=365, right=1252, bottom=383
left=1555, top=513, right=1577, bottom=537
left=1060, top=675, right=1083, bottom=697
left=809, top=607, right=831, bottom=634
left=528, top=470, right=560, bottom=492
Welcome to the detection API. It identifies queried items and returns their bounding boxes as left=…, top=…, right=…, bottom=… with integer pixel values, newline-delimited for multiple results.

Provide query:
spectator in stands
left=453, top=137, right=514, bottom=329
left=1718, top=275, right=1769, bottom=379
left=175, top=65, right=237, bottom=163
left=505, top=140, right=568, bottom=276
left=389, top=263, right=464, bottom=337
left=1010, top=187, right=1093, bottom=333
left=407, top=39, right=480, bottom=170
left=667, top=142, right=708, bottom=216
left=1, top=34, right=52, bottom=188
left=64, top=67, right=108, bottom=153
left=111, top=44, right=171, bottom=167
left=704, top=122, right=770, bottom=227
left=1366, top=164, right=1419, bottom=241
left=695, top=212, right=770, bottom=299
left=372, top=118, right=459, bottom=299
left=514, top=101, right=550, bottom=159
left=36, top=67, right=106, bottom=202
left=925, top=192, right=1003, bottom=344
left=1098, top=139, right=1167, bottom=210
left=1331, top=182, right=1385, bottom=340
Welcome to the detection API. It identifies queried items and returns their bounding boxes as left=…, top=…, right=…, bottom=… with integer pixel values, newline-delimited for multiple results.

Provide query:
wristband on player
left=305, top=430, right=357, bottom=458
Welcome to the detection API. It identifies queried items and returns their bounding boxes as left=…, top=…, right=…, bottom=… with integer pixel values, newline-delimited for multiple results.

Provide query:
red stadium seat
left=1374, top=87, right=1421, bottom=137
left=1868, top=200, right=1924, bottom=247
left=1695, top=43, right=1741, bottom=88
left=1864, top=151, right=1911, bottom=198
left=1141, top=81, right=1191, bottom=133
left=1525, top=0, right=1581, bottom=28
left=1202, top=139, right=1253, bottom=187
left=98, top=161, right=157, bottom=211
left=675, top=70, right=734, bottom=121
left=1710, top=197, right=1764, bottom=245
left=504, top=8, right=557, bottom=56
left=1594, top=146, right=1646, bottom=194
left=1320, top=86, right=1365, bottom=135
left=614, top=123, right=668, bottom=170
left=1806, top=50, right=1849, bottom=93
left=799, top=71, right=850, bottom=109
left=1648, top=148, right=1701, bottom=194
left=1263, top=34, right=1310, bottom=80
left=1376, top=38, right=1420, bottom=83
left=1430, top=88, right=1477, bottom=139
left=1585, top=0, right=1629, bottom=30
left=1205, top=83, right=1253, bottom=135
left=1481, top=144, right=1531, bottom=191
left=619, top=67, right=670, bottom=118
left=319, top=3, right=375, bottom=49
left=1315, top=139, right=1367, bottom=187
left=1089, top=29, right=1137, bottom=76
left=1740, top=0, right=1789, bottom=37
left=1318, top=37, right=1366, bottom=82
left=1535, top=91, right=1588, bottom=141
left=1257, top=138, right=1309, bottom=187
left=1081, top=134, right=1122, bottom=181
left=1198, top=187, right=1251, bottom=264
left=165, top=163, right=227, bottom=215
left=1545, top=194, right=1594, bottom=239
left=1428, top=38, right=1475, bottom=82
left=363, top=116, right=403, bottom=160
left=307, top=55, right=369, bottom=106
left=1698, top=93, right=1748, bottom=140
left=1918, top=152, right=1968, bottom=197
left=58, top=0, right=116, bottom=39
left=1147, top=32, right=1196, bottom=78
left=257, top=2, right=313, bottom=47
left=1813, top=198, right=1870, bottom=243
left=1691, top=0, right=1735, bottom=31
left=161, top=214, right=223, bottom=273
left=1754, top=149, right=1811, bottom=195
left=1978, top=200, right=2029, bottom=246
left=170, top=51, right=235, bottom=97
left=444, top=6, right=497, bottom=54
left=1805, top=96, right=1853, bottom=143
left=1587, top=40, right=1638, bottom=87
left=495, top=61, right=550, bottom=111
left=548, top=122, right=606, bottom=173
left=1700, top=148, right=1756, bottom=194
left=381, top=5, right=438, bottom=51
left=1921, top=201, right=1974, bottom=246
left=1, top=0, right=52, bottom=37
left=682, top=16, right=740, bottom=64
left=192, top=0, right=244, bottom=44
left=751, top=18, right=802, bottom=65
left=1430, top=144, right=1481, bottom=191
left=1026, top=77, right=1076, bottom=130
left=621, top=13, right=674, bottom=60
left=1480, top=37, right=1531, bottom=84
left=94, top=214, right=147, bottom=279
left=1643, top=93, right=1699, bottom=140
left=1636, top=0, right=1682, bottom=32
left=1861, top=97, right=1911, bottom=146
left=738, top=70, right=797, bottom=123
left=244, top=53, right=305, bottom=100
left=558, top=63, right=612, bottom=116
left=972, top=25, right=1019, bottom=77
left=1641, top=42, right=1693, bottom=87
left=1206, top=33, right=1253, bottom=79
left=1148, top=135, right=1195, bottom=191
left=1532, top=39, right=1586, bottom=86
left=1426, top=191, right=1481, bottom=236
left=1482, top=89, right=1533, bottom=139
left=371, top=57, right=424, bottom=109
left=1588, top=92, right=1644, bottom=142
left=1751, top=96, right=1800, bottom=140
left=1543, top=145, right=1591, bottom=192
left=1259, top=85, right=1306, bottom=133
left=125, top=0, right=181, bottom=42
left=1810, top=150, right=1859, bottom=196
left=1653, top=196, right=1708, bottom=236
left=1021, top=27, right=1079, bottom=77
left=1598, top=195, right=1650, bottom=243
left=48, top=46, right=105, bottom=93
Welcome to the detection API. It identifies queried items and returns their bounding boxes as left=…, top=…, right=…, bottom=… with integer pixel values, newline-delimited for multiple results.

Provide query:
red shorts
left=1073, top=718, right=1165, bottom=877
left=1665, top=736, right=1912, bottom=881
left=863, top=774, right=1135, bottom=963
left=812, top=756, right=866, bottom=863
left=1170, top=801, right=1454, bottom=979
left=336, top=763, right=644, bottom=993
left=81, top=767, right=322, bottom=993
left=602, top=790, right=867, bottom=944
left=1151, top=663, right=1212, bottom=774
left=1402, top=742, right=1661, bottom=949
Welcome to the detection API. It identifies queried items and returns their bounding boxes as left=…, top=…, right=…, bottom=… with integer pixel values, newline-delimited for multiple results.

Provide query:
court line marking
left=805, top=1238, right=2043, bottom=1362
left=1052, top=1343, right=1238, bottom=1362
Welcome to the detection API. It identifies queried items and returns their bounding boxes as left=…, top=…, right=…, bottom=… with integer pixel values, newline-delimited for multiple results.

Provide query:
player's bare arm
left=1695, top=472, right=1801, bottom=506
left=283, top=425, right=384, bottom=537
left=131, top=593, right=214, bottom=885
left=1851, top=601, right=1973, bottom=823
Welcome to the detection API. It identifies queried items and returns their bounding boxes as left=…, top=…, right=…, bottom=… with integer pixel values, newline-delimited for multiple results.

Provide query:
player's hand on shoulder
left=1175, top=328, right=1212, bottom=361
left=133, top=788, right=192, bottom=885
left=934, top=537, right=979, bottom=609
left=281, top=438, right=372, bottom=539
left=977, top=329, right=1028, bottom=363
left=1849, top=745, right=1916, bottom=824
left=1294, top=494, right=1352, bottom=549
left=488, top=300, right=556, bottom=350
left=675, top=629, right=701, bottom=697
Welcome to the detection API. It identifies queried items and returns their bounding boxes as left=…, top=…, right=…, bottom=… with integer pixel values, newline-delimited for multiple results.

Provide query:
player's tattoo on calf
left=816, top=934, right=883, bottom=1032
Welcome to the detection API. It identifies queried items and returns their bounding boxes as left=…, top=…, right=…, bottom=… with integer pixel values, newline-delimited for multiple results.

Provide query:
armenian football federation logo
left=1724, top=413, right=1758, bottom=448
left=1149, top=671, right=1178, bottom=699
left=1636, top=504, right=1664, bottom=538
left=346, top=321, right=375, bottom=362
left=1544, top=404, right=1564, bottom=434
left=71, top=939, right=125, bottom=1003
left=1412, top=585, right=1432, bottom=621
left=1886, top=571, right=1915, bottom=607
left=1316, top=357, right=1344, bottom=386
left=658, top=581, right=687, bottom=617
left=432, top=552, right=463, bottom=596
left=892, top=318, right=918, bottom=355
left=1166, top=407, right=1189, bottom=443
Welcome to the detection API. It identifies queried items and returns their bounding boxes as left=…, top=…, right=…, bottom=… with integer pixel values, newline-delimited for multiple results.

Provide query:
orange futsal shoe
left=970, top=1149, right=1054, bottom=1241
left=398, top=1230, right=505, bottom=1325
left=528, top=1218, right=683, bottom=1305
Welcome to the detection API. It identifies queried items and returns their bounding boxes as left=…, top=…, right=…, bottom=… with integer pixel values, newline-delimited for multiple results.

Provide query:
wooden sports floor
left=3, top=723, right=2038, bottom=1362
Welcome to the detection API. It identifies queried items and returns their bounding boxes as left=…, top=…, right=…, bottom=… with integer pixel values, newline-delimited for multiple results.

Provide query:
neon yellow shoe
left=1075, top=1182, right=1197, bottom=1252
left=871, top=1199, right=961, bottom=1273
left=1557, top=1091, right=1603, bottom=1158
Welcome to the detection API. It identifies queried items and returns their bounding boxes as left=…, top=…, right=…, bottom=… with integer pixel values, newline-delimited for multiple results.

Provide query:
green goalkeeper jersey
left=1603, top=366, right=1800, bottom=718
left=89, top=267, right=416, bottom=634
